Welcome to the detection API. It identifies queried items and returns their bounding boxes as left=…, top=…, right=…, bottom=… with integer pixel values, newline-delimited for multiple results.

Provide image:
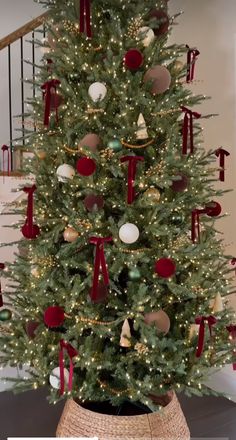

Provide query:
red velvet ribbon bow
left=80, top=0, right=92, bottom=38
left=227, top=325, right=236, bottom=370
left=186, top=45, right=200, bottom=83
left=1, top=145, right=11, bottom=178
left=21, top=185, right=40, bottom=240
left=191, top=208, right=208, bottom=243
left=195, top=316, right=217, bottom=358
left=41, top=79, right=61, bottom=126
left=59, top=339, right=78, bottom=395
left=90, top=236, right=113, bottom=302
left=181, top=106, right=201, bottom=155
left=215, top=148, right=230, bottom=182
left=120, top=156, right=144, bottom=204
left=0, top=263, right=5, bottom=307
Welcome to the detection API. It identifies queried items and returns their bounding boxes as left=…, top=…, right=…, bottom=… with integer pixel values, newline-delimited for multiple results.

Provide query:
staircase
left=0, top=12, right=48, bottom=175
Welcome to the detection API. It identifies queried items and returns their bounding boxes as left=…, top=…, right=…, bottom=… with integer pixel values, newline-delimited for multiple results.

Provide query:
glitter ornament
left=144, top=188, right=161, bottom=204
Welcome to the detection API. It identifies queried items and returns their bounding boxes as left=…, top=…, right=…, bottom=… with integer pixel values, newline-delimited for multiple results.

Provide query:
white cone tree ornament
left=136, top=113, right=148, bottom=140
left=120, top=319, right=131, bottom=347
left=189, top=324, right=199, bottom=340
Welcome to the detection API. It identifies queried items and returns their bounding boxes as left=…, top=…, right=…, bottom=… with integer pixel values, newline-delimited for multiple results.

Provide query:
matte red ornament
left=205, top=201, right=222, bottom=217
left=84, top=194, right=104, bottom=212
left=149, top=9, right=169, bottom=36
left=124, top=49, right=144, bottom=71
left=76, top=157, right=96, bottom=176
left=25, top=321, right=39, bottom=339
left=44, top=306, right=65, bottom=328
left=155, top=258, right=176, bottom=278
left=171, top=174, right=189, bottom=192
left=21, top=185, right=40, bottom=240
left=89, top=280, right=108, bottom=304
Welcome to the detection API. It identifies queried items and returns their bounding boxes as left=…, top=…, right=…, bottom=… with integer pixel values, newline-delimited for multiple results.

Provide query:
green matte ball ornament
left=0, top=309, right=12, bottom=322
left=107, top=139, right=122, bottom=151
left=128, top=268, right=141, bottom=281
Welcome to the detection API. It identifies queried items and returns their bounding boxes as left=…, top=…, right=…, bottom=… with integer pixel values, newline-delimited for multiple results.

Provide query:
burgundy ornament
left=79, top=133, right=101, bottom=152
left=89, top=280, right=108, bottom=304
left=124, top=49, right=144, bottom=71
left=84, top=194, right=104, bottom=212
left=155, top=258, right=176, bottom=278
left=44, top=306, right=65, bottom=328
left=76, top=157, right=96, bottom=176
left=171, top=174, right=189, bottom=192
left=149, top=9, right=169, bottom=36
left=25, top=321, right=39, bottom=339
left=205, top=201, right=222, bottom=217
left=144, top=65, right=171, bottom=95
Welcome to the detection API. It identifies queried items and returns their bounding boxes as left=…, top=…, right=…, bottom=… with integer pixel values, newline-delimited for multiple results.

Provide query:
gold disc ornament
left=144, top=188, right=161, bottom=204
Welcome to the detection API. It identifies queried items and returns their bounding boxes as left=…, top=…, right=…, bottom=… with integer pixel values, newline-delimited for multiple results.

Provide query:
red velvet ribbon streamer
left=120, top=156, right=144, bottom=204
left=80, top=0, right=92, bottom=38
left=59, top=339, right=78, bottom=395
left=90, top=236, right=113, bottom=302
left=181, top=106, right=201, bottom=155
left=21, top=185, right=40, bottom=239
left=1, top=145, right=11, bottom=178
left=227, top=325, right=236, bottom=370
left=195, top=316, right=217, bottom=358
left=215, top=148, right=230, bottom=182
left=41, top=79, right=61, bottom=126
left=0, top=263, right=5, bottom=307
left=191, top=208, right=207, bottom=243
left=186, top=45, right=200, bottom=83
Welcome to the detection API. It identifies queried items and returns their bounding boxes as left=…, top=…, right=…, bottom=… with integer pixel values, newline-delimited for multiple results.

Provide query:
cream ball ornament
left=56, top=164, right=75, bottom=182
left=88, top=82, right=107, bottom=102
left=63, top=226, right=79, bottom=243
left=138, top=26, right=155, bottom=47
left=119, top=223, right=140, bottom=244
left=49, top=367, right=70, bottom=389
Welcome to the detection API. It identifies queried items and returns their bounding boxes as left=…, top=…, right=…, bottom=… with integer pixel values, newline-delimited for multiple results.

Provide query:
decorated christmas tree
left=0, top=0, right=235, bottom=416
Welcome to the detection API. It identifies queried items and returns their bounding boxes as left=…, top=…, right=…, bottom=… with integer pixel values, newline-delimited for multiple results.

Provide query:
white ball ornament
left=88, top=82, right=107, bottom=102
left=119, top=223, right=140, bottom=244
left=138, top=26, right=155, bottom=47
left=49, top=367, right=70, bottom=389
left=56, top=164, right=75, bottom=182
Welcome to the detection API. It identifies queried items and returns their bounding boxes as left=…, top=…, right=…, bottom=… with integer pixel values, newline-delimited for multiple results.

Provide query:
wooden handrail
left=0, top=11, right=49, bottom=51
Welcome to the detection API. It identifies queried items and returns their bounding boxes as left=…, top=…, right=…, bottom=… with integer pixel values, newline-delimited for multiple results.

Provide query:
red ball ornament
left=25, top=321, right=39, bottom=339
left=76, top=157, right=96, bottom=176
left=171, top=174, right=189, bottom=192
left=124, top=49, right=144, bottom=71
left=44, top=306, right=65, bottom=328
left=205, top=201, right=222, bottom=217
left=84, top=194, right=104, bottom=212
left=21, top=224, right=40, bottom=240
left=149, top=9, right=169, bottom=36
left=155, top=258, right=176, bottom=278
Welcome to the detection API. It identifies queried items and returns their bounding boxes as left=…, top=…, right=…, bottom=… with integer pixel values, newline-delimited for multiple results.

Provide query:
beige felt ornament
left=120, top=319, right=131, bottom=347
left=212, top=292, right=224, bottom=313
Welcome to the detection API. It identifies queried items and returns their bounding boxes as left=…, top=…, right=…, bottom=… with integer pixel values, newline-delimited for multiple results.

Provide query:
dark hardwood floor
left=0, top=387, right=235, bottom=439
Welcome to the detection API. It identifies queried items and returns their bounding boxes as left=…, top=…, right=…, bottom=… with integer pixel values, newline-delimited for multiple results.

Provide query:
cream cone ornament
left=120, top=319, right=131, bottom=347
left=136, top=113, right=148, bottom=140
left=189, top=323, right=199, bottom=340
left=212, top=292, right=224, bottom=313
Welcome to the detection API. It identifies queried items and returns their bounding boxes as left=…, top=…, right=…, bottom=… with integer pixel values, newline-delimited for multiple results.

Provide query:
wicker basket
left=56, top=392, right=190, bottom=439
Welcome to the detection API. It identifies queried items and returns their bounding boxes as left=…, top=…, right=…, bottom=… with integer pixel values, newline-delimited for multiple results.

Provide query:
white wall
left=0, top=0, right=43, bottom=39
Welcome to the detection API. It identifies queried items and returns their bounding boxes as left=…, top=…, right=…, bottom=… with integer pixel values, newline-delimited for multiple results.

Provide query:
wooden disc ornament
left=205, top=201, right=222, bottom=217
left=44, top=306, right=65, bottom=328
left=149, top=9, right=169, bottom=36
left=155, top=258, right=176, bottom=278
left=76, top=157, right=96, bottom=176
left=79, top=134, right=101, bottom=152
left=171, top=174, right=189, bottom=192
left=124, top=49, right=144, bottom=71
left=144, top=65, right=171, bottom=95
left=63, top=227, right=79, bottom=242
left=144, top=310, right=170, bottom=334
left=84, top=194, right=104, bottom=212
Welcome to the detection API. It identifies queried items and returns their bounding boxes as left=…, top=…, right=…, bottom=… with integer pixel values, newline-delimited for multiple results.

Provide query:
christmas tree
left=0, top=0, right=235, bottom=411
